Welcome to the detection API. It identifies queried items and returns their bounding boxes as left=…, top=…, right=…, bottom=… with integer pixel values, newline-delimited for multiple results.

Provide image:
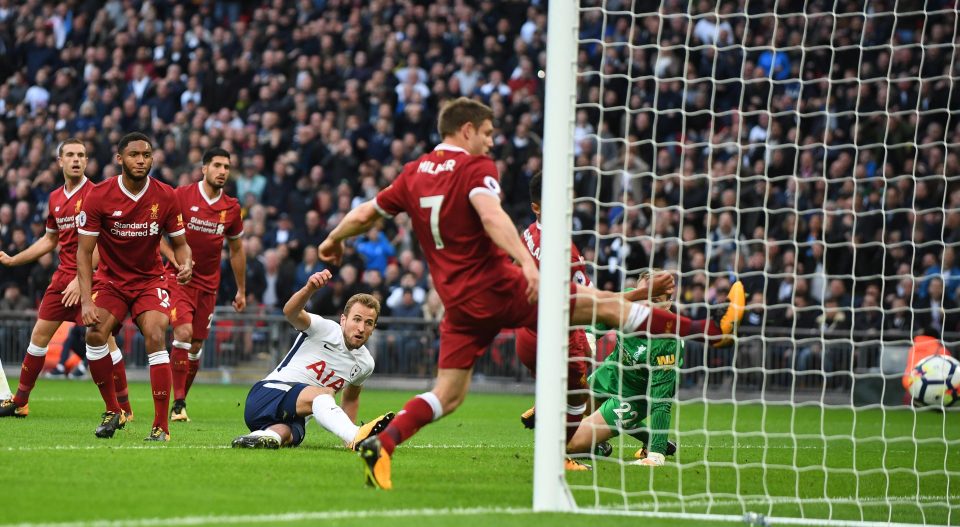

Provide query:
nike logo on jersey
left=323, top=342, right=338, bottom=352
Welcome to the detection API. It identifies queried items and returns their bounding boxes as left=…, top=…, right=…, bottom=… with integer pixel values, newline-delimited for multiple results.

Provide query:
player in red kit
left=320, top=97, right=745, bottom=489
left=0, top=138, right=130, bottom=419
left=160, top=147, right=246, bottom=423
left=77, top=132, right=193, bottom=441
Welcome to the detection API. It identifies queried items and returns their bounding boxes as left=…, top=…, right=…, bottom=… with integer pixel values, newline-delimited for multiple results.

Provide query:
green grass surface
left=0, top=379, right=957, bottom=526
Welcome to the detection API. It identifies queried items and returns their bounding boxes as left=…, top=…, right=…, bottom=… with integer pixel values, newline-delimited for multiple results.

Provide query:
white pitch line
left=0, top=506, right=535, bottom=527
left=619, top=494, right=959, bottom=511
left=1, top=442, right=924, bottom=453
left=0, top=443, right=528, bottom=453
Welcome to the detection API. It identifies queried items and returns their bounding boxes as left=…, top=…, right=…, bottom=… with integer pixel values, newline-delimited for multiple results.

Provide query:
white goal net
left=535, top=1, right=960, bottom=525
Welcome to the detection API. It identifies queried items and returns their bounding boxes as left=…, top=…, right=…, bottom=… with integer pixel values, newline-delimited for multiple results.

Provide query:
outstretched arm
left=318, top=201, right=381, bottom=265
left=0, top=232, right=57, bottom=266
left=282, top=270, right=333, bottom=331
left=470, top=193, right=539, bottom=303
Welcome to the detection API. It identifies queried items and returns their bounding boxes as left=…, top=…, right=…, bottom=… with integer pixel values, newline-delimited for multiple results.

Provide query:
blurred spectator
left=0, top=282, right=31, bottom=311
left=0, top=0, right=953, bottom=361
left=355, top=225, right=395, bottom=276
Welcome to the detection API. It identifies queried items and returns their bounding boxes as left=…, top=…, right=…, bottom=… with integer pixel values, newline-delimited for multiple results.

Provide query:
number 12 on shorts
left=420, top=195, right=445, bottom=249
left=156, top=288, right=171, bottom=309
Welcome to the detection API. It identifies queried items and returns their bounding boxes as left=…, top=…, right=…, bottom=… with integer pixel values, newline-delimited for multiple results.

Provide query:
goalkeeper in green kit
left=567, top=274, right=745, bottom=466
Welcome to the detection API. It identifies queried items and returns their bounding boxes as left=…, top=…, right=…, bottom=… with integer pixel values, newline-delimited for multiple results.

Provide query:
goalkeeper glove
left=636, top=452, right=665, bottom=466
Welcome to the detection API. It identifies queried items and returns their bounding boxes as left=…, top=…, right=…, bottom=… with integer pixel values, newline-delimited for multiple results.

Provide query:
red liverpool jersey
left=45, top=177, right=93, bottom=277
left=373, top=143, right=513, bottom=308
left=77, top=176, right=185, bottom=288
left=522, top=221, right=592, bottom=287
left=164, top=182, right=243, bottom=293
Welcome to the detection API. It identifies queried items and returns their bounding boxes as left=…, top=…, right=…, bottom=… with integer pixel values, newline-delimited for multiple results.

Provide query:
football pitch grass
left=0, top=379, right=957, bottom=527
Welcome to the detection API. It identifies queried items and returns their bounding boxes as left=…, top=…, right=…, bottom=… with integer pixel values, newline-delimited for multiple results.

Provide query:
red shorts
left=438, top=266, right=577, bottom=370
left=168, top=279, right=217, bottom=340
left=515, top=327, right=590, bottom=391
left=37, top=271, right=82, bottom=324
left=92, top=277, right=172, bottom=325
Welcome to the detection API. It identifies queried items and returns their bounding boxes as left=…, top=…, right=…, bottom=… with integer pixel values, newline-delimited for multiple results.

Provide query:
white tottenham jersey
left=263, top=314, right=375, bottom=392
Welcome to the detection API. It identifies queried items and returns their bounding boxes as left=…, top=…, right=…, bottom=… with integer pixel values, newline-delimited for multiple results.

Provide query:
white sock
left=27, top=343, right=48, bottom=357
left=417, top=392, right=444, bottom=421
left=312, top=393, right=359, bottom=444
left=624, top=303, right=651, bottom=333
left=0, top=357, right=11, bottom=399
left=110, top=350, right=123, bottom=365
left=86, top=343, right=110, bottom=361
left=250, top=429, right=282, bottom=443
left=147, top=351, right=170, bottom=366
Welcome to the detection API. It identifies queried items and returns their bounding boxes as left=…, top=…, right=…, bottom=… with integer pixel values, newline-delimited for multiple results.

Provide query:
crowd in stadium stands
left=0, top=0, right=957, bottom=354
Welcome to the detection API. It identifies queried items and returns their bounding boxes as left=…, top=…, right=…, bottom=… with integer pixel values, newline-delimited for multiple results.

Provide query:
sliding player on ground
left=232, top=270, right=394, bottom=449
left=567, top=277, right=692, bottom=466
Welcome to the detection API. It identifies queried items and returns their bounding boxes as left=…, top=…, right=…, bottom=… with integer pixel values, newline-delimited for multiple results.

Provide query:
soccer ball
left=907, top=354, right=960, bottom=407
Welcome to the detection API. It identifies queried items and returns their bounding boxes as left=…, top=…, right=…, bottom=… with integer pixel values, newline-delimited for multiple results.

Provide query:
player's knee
left=142, top=330, right=166, bottom=352
left=29, top=329, right=54, bottom=348
left=85, top=329, right=108, bottom=347
left=173, top=324, right=192, bottom=343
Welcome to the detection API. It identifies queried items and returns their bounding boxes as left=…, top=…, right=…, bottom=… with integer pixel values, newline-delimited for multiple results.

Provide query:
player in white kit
left=232, top=270, right=394, bottom=449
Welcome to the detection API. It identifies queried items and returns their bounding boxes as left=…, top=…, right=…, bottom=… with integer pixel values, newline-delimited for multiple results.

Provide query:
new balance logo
left=112, top=210, right=123, bottom=217
left=55, top=206, right=60, bottom=212
left=190, top=206, right=199, bottom=212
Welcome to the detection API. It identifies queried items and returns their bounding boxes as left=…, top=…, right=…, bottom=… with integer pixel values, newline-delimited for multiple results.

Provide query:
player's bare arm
left=227, top=236, right=246, bottom=312
left=318, top=201, right=381, bottom=265
left=169, top=234, right=193, bottom=284
left=0, top=232, right=58, bottom=267
left=77, top=233, right=99, bottom=327
left=469, top=192, right=539, bottom=303
left=282, top=270, right=333, bottom=331
left=62, top=245, right=103, bottom=308
left=340, top=383, right=362, bottom=423
left=158, top=237, right=179, bottom=268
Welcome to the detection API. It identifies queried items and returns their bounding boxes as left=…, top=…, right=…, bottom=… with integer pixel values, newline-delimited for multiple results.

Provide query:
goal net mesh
left=556, top=1, right=960, bottom=524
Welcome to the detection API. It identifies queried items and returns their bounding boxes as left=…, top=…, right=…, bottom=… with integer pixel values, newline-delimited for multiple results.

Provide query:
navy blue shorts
left=243, top=380, right=310, bottom=446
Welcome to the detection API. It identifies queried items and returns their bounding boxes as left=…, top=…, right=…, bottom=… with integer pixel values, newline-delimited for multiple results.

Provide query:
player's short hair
left=344, top=293, right=381, bottom=323
left=437, top=97, right=494, bottom=138
left=202, top=147, right=231, bottom=166
left=529, top=171, right=542, bottom=205
left=57, top=137, right=85, bottom=157
left=117, top=132, right=153, bottom=154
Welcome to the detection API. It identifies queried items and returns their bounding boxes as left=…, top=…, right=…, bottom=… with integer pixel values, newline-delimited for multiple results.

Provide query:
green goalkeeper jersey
left=589, top=326, right=684, bottom=455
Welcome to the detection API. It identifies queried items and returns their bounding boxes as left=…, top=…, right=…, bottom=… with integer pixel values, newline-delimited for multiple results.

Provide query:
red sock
left=643, top=307, right=720, bottom=341
left=171, top=346, right=189, bottom=401
left=13, top=350, right=46, bottom=407
left=379, top=396, right=435, bottom=455
left=148, top=355, right=172, bottom=432
left=112, top=356, right=132, bottom=416
left=565, top=411, right=584, bottom=444
left=89, top=354, right=121, bottom=413
left=184, top=358, right=200, bottom=398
